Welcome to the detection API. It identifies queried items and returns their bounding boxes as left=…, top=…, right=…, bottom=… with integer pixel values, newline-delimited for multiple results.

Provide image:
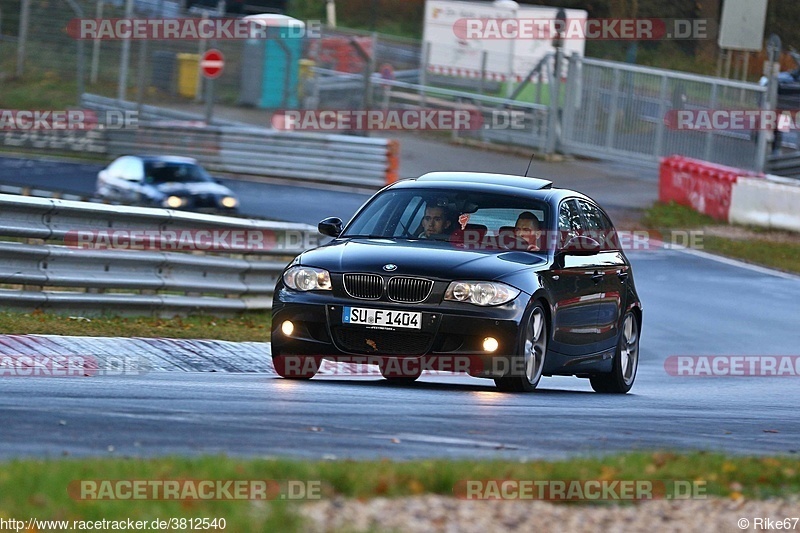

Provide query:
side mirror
left=559, top=235, right=602, bottom=256
left=318, top=217, right=343, bottom=238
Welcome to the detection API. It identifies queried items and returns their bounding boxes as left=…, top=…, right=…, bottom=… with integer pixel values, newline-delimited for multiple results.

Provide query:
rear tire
left=590, top=312, right=639, bottom=394
left=272, top=354, right=320, bottom=380
left=494, top=303, right=547, bottom=392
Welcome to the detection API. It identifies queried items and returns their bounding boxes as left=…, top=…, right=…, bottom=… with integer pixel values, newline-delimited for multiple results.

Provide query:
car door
left=576, top=199, right=628, bottom=352
left=549, top=199, right=607, bottom=356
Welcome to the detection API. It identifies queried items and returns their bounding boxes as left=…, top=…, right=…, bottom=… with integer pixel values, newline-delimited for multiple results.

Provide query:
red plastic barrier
left=658, top=156, right=763, bottom=221
left=316, top=37, right=374, bottom=73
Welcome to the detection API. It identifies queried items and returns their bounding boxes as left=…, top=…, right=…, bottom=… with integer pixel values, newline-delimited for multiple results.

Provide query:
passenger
left=514, top=211, right=542, bottom=251
left=418, top=205, right=452, bottom=239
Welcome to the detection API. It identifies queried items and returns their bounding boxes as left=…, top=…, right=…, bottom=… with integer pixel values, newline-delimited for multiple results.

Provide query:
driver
left=514, top=211, right=542, bottom=251
left=418, top=205, right=452, bottom=239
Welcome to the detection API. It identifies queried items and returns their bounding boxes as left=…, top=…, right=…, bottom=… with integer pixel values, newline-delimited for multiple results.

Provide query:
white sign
left=718, top=0, right=768, bottom=51
left=423, top=0, right=587, bottom=82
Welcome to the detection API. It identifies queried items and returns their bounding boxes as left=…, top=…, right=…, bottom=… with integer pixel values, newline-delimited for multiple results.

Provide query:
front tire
left=272, top=354, right=320, bottom=380
left=590, top=312, right=639, bottom=394
left=494, top=303, right=547, bottom=392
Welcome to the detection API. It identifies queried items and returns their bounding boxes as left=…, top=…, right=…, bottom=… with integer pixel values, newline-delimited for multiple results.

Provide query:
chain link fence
left=0, top=1, right=773, bottom=172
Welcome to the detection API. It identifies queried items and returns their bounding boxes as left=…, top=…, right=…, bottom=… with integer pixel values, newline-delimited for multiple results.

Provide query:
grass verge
left=1, top=453, right=798, bottom=531
left=0, top=311, right=271, bottom=342
left=643, top=202, right=800, bottom=275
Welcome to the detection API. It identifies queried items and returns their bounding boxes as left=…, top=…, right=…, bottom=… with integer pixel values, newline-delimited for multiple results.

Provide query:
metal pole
left=419, top=41, right=430, bottom=110
left=136, top=38, right=148, bottom=112
left=118, top=0, right=134, bottom=101
left=478, top=50, right=487, bottom=96
left=91, top=0, right=103, bottom=84
left=196, top=11, right=209, bottom=103
left=16, top=0, right=31, bottom=77
left=205, top=78, right=215, bottom=125
left=326, top=0, right=337, bottom=27
left=65, top=0, right=85, bottom=104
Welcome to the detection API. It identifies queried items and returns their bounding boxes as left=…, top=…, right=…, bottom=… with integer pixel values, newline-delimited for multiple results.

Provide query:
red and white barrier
left=729, top=176, right=800, bottom=232
left=659, top=156, right=800, bottom=232
left=658, top=156, right=763, bottom=222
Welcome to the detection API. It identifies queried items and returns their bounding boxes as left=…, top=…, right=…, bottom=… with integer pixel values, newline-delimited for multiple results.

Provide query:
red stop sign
left=201, top=49, right=225, bottom=79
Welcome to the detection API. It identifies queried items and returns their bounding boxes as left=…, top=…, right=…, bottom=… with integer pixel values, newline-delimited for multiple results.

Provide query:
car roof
left=132, top=155, right=198, bottom=164
left=415, top=172, right=553, bottom=190
left=388, top=172, right=599, bottom=210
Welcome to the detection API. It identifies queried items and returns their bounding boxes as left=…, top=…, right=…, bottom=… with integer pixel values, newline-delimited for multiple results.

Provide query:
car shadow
left=301, top=377, right=597, bottom=395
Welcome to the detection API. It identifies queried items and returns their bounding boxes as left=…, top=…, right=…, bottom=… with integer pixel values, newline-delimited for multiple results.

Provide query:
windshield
left=342, top=188, right=550, bottom=251
left=144, top=161, right=213, bottom=184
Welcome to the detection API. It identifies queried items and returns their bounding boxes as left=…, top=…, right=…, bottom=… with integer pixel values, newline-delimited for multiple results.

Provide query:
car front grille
left=387, top=277, right=433, bottom=303
left=343, top=274, right=383, bottom=299
left=332, top=327, right=432, bottom=355
left=343, top=274, right=433, bottom=302
left=193, top=194, right=218, bottom=209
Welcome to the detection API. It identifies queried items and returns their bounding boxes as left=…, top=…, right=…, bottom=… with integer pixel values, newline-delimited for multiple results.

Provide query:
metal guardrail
left=0, top=193, right=317, bottom=316
left=80, top=94, right=399, bottom=188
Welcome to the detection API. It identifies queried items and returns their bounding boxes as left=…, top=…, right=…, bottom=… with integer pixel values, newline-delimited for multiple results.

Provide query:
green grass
left=643, top=202, right=800, bottom=275
left=642, top=201, right=719, bottom=229
left=0, top=311, right=271, bottom=342
left=0, top=453, right=798, bottom=531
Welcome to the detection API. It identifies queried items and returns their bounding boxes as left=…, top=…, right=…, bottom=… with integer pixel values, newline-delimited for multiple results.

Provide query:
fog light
left=221, top=196, right=238, bottom=209
left=483, top=337, right=499, bottom=352
left=281, top=320, right=294, bottom=336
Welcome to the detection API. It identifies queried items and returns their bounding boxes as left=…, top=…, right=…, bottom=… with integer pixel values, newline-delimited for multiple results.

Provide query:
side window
left=117, top=157, right=144, bottom=182
left=577, top=199, right=619, bottom=250
left=558, top=199, right=581, bottom=246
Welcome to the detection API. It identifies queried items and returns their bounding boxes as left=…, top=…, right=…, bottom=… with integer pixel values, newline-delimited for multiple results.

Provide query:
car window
left=113, top=157, right=144, bottom=182
left=343, top=188, right=550, bottom=249
left=468, top=208, right=545, bottom=232
left=144, top=162, right=212, bottom=184
left=393, top=196, right=427, bottom=237
left=558, top=199, right=581, bottom=246
left=577, top=199, right=620, bottom=250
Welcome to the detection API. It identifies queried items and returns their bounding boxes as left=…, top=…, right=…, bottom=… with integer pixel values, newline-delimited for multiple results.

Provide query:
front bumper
left=271, top=288, right=529, bottom=378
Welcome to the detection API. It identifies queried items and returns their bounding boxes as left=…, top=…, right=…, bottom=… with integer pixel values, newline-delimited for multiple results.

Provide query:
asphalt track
left=0, top=136, right=658, bottom=225
left=1, top=246, right=798, bottom=460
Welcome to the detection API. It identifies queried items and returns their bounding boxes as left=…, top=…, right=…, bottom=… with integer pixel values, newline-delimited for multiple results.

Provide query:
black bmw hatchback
left=271, top=172, right=642, bottom=393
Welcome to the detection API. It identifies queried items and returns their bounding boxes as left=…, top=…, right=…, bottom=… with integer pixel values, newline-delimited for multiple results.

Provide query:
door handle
left=617, top=271, right=629, bottom=281
left=591, top=272, right=604, bottom=283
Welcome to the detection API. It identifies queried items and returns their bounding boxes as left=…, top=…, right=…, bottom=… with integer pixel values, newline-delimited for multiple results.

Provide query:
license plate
left=343, top=307, right=421, bottom=329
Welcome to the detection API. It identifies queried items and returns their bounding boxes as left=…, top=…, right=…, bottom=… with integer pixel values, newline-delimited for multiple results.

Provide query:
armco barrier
left=0, top=194, right=316, bottom=316
left=80, top=94, right=398, bottom=188
left=659, top=156, right=763, bottom=222
left=729, top=176, right=800, bottom=233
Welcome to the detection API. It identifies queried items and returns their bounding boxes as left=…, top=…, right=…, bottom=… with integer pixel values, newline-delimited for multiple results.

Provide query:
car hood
left=297, top=238, right=546, bottom=281
left=154, top=181, right=233, bottom=196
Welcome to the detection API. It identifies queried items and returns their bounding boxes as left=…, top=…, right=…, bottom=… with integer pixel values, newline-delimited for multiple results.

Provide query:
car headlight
left=444, top=281, right=520, bottom=306
left=283, top=266, right=332, bottom=291
left=164, top=196, right=186, bottom=208
left=221, top=196, right=238, bottom=209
